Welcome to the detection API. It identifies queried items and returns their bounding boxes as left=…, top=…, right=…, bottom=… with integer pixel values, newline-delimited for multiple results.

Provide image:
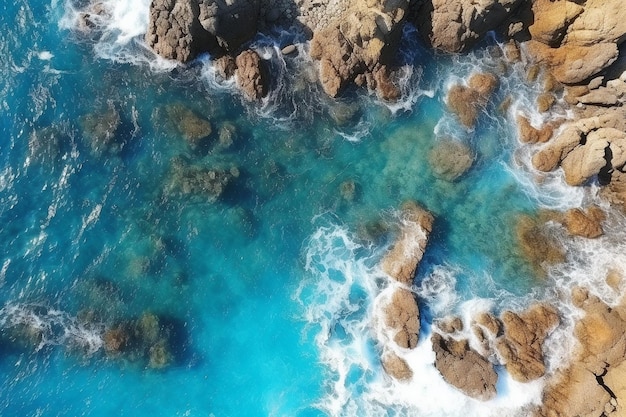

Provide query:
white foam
left=299, top=220, right=546, bottom=417
left=37, top=51, right=54, bottom=61
left=0, top=302, right=104, bottom=354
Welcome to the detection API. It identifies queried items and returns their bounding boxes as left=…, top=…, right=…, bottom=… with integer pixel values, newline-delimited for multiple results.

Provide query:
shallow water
left=2, top=1, right=626, bottom=416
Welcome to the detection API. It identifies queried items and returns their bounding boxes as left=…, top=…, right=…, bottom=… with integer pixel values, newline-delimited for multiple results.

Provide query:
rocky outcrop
left=446, top=73, right=498, bottom=128
left=164, top=103, right=212, bottom=149
left=146, top=0, right=259, bottom=62
left=517, top=115, right=556, bottom=144
left=309, top=0, right=409, bottom=99
left=380, top=201, right=434, bottom=285
left=413, top=0, right=525, bottom=53
left=428, top=139, right=474, bottom=181
left=384, top=288, right=420, bottom=349
left=235, top=49, right=269, bottom=101
left=432, top=332, right=498, bottom=400
left=538, top=288, right=626, bottom=417
left=164, top=156, right=240, bottom=202
left=496, top=304, right=560, bottom=382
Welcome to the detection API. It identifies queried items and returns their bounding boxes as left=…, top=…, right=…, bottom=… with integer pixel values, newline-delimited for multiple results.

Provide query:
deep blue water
left=0, top=1, right=590, bottom=416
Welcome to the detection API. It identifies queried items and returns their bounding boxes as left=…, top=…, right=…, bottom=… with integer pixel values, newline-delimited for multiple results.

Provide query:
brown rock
left=528, top=0, right=584, bottom=46
left=525, top=40, right=619, bottom=85
left=214, top=54, right=237, bottom=79
left=496, top=304, right=560, bottom=382
left=563, top=0, right=626, bottom=46
left=103, top=326, right=129, bottom=353
left=436, top=316, right=463, bottom=334
left=235, top=49, right=268, bottom=101
left=561, top=206, right=605, bottom=238
left=447, top=73, right=498, bottom=128
left=381, top=350, right=413, bottom=381
left=380, top=202, right=434, bottom=285
left=536, top=93, right=555, bottom=113
left=517, top=115, right=554, bottom=144
left=515, top=214, right=565, bottom=275
left=432, top=333, right=498, bottom=400
left=165, top=103, right=212, bottom=148
left=474, top=312, right=502, bottom=337
left=384, top=288, right=420, bottom=349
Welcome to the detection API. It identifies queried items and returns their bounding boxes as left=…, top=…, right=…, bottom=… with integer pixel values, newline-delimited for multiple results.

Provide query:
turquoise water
left=0, top=1, right=585, bottom=416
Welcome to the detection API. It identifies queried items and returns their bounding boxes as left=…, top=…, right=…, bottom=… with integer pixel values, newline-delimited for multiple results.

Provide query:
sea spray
left=299, top=218, right=545, bottom=417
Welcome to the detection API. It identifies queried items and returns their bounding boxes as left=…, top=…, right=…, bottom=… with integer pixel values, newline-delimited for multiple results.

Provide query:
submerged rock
left=516, top=115, right=555, bottom=144
left=165, top=156, right=239, bottom=202
left=79, top=104, right=121, bottom=154
left=428, top=139, right=474, bottom=181
left=432, top=333, right=498, bottom=401
left=28, top=126, right=63, bottom=165
left=496, top=304, right=559, bottom=382
left=165, top=103, right=212, bottom=149
left=384, top=288, right=420, bottom=349
left=515, top=214, right=565, bottom=276
left=380, top=201, right=434, bottom=285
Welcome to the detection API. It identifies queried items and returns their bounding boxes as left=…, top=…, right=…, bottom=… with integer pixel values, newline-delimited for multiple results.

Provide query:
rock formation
left=413, top=0, right=525, bottom=53
left=561, top=206, right=605, bottom=239
left=380, top=201, right=434, bottom=285
left=432, top=332, right=498, bottom=400
left=447, top=73, right=498, bottom=128
left=384, top=288, right=420, bottom=349
left=496, top=304, right=559, bottom=382
left=309, top=0, right=409, bottom=99
left=537, top=287, right=626, bottom=417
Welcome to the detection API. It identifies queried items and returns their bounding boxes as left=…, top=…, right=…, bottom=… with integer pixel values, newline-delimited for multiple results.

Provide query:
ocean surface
left=2, top=1, right=626, bottom=416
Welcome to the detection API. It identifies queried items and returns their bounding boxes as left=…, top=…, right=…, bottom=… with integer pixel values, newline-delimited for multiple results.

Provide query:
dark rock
left=235, top=49, right=268, bottom=101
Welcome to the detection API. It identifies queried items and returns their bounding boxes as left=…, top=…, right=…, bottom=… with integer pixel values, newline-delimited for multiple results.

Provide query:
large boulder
left=380, top=201, right=434, bottom=285
left=145, top=0, right=259, bottom=63
left=381, top=350, right=413, bottom=381
left=432, top=332, right=498, bottom=400
left=561, top=206, right=605, bottom=238
left=528, top=0, right=584, bottom=46
left=495, top=304, right=560, bottom=382
left=235, top=49, right=269, bottom=101
left=384, top=288, right=420, bottom=349
left=309, top=0, right=409, bottom=98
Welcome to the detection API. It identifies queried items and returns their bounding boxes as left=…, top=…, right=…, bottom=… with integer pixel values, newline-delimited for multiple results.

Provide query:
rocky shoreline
left=76, top=0, right=626, bottom=414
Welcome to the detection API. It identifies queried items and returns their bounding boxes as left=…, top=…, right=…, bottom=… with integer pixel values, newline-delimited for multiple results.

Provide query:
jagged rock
left=517, top=115, right=554, bottom=143
left=235, top=49, right=268, bottom=101
left=561, top=128, right=626, bottom=186
left=447, top=73, right=498, bottom=128
left=432, top=333, right=498, bottom=400
left=380, top=201, right=434, bottom=285
left=428, top=139, right=474, bottom=181
left=562, top=0, right=626, bottom=47
left=561, top=206, right=605, bottom=238
left=146, top=0, right=259, bottom=62
left=381, top=350, right=413, bottom=381
left=496, top=304, right=559, bottom=382
left=309, top=1, right=408, bottom=98
left=413, top=0, right=524, bottom=53
left=474, top=312, right=502, bottom=337
left=539, top=288, right=626, bottom=416
left=384, top=288, right=420, bottom=349
left=436, top=316, right=463, bottom=334
left=214, top=54, right=237, bottom=79
left=197, top=0, right=260, bottom=52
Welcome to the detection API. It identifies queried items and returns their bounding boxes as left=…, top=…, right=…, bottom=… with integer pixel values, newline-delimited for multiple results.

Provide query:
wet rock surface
left=432, top=333, right=498, bottom=401
left=446, top=73, right=498, bottom=128
left=380, top=201, right=434, bottom=285
left=384, top=288, right=420, bottom=349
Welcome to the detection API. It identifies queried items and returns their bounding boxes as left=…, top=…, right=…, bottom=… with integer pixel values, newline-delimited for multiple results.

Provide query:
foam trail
left=298, top=217, right=544, bottom=417
left=0, top=302, right=104, bottom=355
